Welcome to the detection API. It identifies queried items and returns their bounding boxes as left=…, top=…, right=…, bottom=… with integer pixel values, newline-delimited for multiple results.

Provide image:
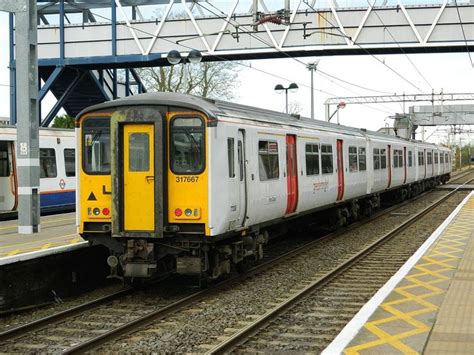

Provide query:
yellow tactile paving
left=344, top=195, right=474, bottom=354
left=0, top=213, right=82, bottom=259
left=0, top=234, right=82, bottom=257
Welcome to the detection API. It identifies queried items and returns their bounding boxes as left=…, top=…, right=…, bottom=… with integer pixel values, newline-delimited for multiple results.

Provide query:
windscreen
left=82, top=117, right=111, bottom=174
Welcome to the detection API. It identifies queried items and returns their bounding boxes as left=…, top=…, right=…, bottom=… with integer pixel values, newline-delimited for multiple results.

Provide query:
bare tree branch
left=136, top=61, right=241, bottom=100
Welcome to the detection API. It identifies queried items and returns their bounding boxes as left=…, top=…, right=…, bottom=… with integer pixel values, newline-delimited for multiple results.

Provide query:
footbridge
left=7, top=0, right=474, bottom=125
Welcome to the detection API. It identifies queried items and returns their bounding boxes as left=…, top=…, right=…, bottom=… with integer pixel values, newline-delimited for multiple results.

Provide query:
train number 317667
left=176, top=176, right=199, bottom=183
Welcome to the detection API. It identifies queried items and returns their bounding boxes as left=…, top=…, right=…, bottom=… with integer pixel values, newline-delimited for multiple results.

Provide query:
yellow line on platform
left=7, top=249, right=20, bottom=256
left=0, top=233, right=80, bottom=251
left=0, top=216, right=75, bottom=231
left=41, top=243, right=52, bottom=250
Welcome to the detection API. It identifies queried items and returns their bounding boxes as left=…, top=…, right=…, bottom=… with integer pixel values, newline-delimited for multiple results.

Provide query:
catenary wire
left=195, top=0, right=396, bottom=96
left=42, top=5, right=394, bottom=116
left=194, top=1, right=395, bottom=114
left=367, top=0, right=432, bottom=92
left=303, top=0, right=425, bottom=95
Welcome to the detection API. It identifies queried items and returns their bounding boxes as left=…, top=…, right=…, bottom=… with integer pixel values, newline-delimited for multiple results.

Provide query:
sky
left=0, top=9, right=473, bottom=145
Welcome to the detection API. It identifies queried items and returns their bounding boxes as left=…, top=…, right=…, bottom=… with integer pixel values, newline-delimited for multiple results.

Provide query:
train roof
left=77, top=92, right=444, bottom=148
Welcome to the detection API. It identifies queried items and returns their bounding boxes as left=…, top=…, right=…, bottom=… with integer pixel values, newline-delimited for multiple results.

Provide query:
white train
left=0, top=126, right=76, bottom=214
left=77, top=93, right=451, bottom=280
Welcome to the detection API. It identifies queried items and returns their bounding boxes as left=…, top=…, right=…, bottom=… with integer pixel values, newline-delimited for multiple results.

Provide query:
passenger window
left=305, top=143, right=319, bottom=176
left=358, top=147, right=366, bottom=171
left=373, top=148, right=380, bottom=170
left=129, top=133, right=149, bottom=172
left=408, top=151, right=413, bottom=167
left=380, top=149, right=387, bottom=169
left=427, top=152, right=432, bottom=165
left=238, top=141, right=244, bottom=181
left=349, top=146, right=358, bottom=172
left=418, top=152, right=424, bottom=166
left=171, top=117, right=205, bottom=174
left=40, top=148, right=57, bottom=178
left=393, top=149, right=403, bottom=168
left=227, top=138, right=235, bottom=178
left=64, top=149, right=75, bottom=177
left=435, top=153, right=439, bottom=164
left=0, top=142, right=10, bottom=177
left=440, top=153, right=444, bottom=164
left=259, top=141, right=279, bottom=181
left=321, top=144, right=333, bottom=174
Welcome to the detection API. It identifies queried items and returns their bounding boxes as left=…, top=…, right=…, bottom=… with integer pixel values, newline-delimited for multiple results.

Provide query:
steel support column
left=125, top=69, right=130, bottom=96
left=9, top=13, right=16, bottom=125
left=14, top=0, right=41, bottom=234
left=59, top=0, right=64, bottom=60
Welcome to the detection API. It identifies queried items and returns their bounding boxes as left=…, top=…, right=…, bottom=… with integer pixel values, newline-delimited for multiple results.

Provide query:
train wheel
left=236, top=257, right=253, bottom=273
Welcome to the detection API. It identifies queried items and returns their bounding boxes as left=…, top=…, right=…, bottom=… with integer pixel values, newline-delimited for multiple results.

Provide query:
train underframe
left=84, top=174, right=450, bottom=282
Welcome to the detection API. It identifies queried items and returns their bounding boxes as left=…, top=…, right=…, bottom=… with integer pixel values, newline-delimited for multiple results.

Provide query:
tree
left=52, top=114, right=75, bottom=129
left=137, top=61, right=241, bottom=101
left=288, top=101, right=303, bottom=115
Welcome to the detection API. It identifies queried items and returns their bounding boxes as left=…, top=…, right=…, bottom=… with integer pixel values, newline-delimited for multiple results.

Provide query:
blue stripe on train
left=40, top=191, right=76, bottom=209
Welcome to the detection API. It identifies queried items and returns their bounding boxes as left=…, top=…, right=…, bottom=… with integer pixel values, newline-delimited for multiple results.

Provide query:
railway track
left=0, top=181, right=469, bottom=353
left=448, top=168, right=474, bottom=184
left=206, top=183, right=472, bottom=353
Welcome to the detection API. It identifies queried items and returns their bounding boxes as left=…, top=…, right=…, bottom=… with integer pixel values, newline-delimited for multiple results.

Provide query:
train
left=76, top=92, right=452, bottom=281
left=0, top=125, right=76, bottom=214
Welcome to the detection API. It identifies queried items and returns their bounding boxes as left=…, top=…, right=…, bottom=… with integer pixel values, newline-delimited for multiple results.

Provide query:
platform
left=324, top=191, right=474, bottom=354
left=0, top=212, right=86, bottom=265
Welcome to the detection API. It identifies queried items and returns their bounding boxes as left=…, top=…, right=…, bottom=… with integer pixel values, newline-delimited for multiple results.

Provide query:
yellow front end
left=166, top=112, right=209, bottom=236
left=79, top=114, right=113, bottom=235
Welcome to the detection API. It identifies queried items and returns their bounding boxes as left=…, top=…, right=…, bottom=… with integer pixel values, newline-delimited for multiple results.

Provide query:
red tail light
left=175, top=208, right=183, bottom=217
left=102, top=208, right=110, bottom=216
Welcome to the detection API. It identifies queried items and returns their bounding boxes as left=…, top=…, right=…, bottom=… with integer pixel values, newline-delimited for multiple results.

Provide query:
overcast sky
left=0, top=10, right=473, bottom=144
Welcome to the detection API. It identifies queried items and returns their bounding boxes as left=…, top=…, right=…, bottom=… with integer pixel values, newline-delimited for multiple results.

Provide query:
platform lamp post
left=307, top=60, right=320, bottom=119
left=166, top=49, right=203, bottom=93
left=274, top=83, right=299, bottom=114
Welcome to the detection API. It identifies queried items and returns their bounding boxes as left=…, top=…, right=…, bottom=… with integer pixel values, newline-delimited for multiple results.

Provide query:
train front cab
left=79, top=107, right=211, bottom=279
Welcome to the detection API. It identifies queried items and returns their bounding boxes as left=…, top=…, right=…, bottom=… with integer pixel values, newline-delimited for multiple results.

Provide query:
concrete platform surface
left=324, top=191, right=474, bottom=354
left=0, top=212, right=84, bottom=262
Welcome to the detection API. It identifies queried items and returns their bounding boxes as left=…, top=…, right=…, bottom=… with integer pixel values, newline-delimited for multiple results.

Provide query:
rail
left=204, top=178, right=473, bottom=354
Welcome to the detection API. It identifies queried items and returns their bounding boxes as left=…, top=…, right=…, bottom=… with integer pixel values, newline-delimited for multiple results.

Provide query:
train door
left=336, top=139, right=344, bottom=201
left=0, top=141, right=16, bottom=211
left=285, top=135, right=298, bottom=214
left=237, top=130, right=247, bottom=226
left=403, top=146, right=407, bottom=184
left=123, top=124, right=154, bottom=231
left=387, top=145, right=392, bottom=188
